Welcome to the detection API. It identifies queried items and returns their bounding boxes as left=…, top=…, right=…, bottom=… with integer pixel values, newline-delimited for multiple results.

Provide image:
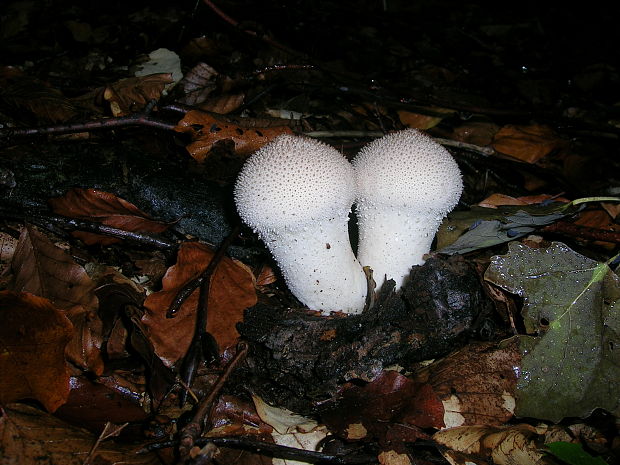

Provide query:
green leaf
left=438, top=197, right=620, bottom=256
left=546, top=442, right=608, bottom=465
left=437, top=203, right=574, bottom=255
left=484, top=242, right=620, bottom=421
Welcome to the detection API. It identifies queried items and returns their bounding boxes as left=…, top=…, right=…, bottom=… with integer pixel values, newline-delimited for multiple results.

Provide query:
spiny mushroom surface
left=234, top=134, right=367, bottom=314
left=353, top=129, right=463, bottom=289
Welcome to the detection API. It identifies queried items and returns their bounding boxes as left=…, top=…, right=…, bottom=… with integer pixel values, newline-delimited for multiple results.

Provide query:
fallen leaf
left=103, top=73, right=174, bottom=116
left=573, top=209, right=620, bottom=248
left=0, top=75, right=78, bottom=123
left=450, top=121, right=500, bottom=146
left=252, top=394, right=328, bottom=465
left=492, top=124, right=565, bottom=163
left=378, top=450, right=412, bottom=465
left=477, top=193, right=569, bottom=209
left=545, top=442, right=609, bottom=465
left=0, top=403, right=160, bottom=465
left=437, top=202, right=574, bottom=254
left=142, top=241, right=257, bottom=366
left=55, top=375, right=149, bottom=432
left=0, top=229, right=19, bottom=276
left=133, top=48, right=182, bottom=85
left=48, top=187, right=172, bottom=245
left=176, top=62, right=220, bottom=105
left=434, top=424, right=555, bottom=465
left=253, top=395, right=317, bottom=435
left=256, top=264, right=278, bottom=286
left=319, top=371, right=438, bottom=448
left=272, top=426, right=329, bottom=465
left=199, top=93, right=245, bottom=114
left=397, top=107, right=454, bottom=130
left=209, top=394, right=273, bottom=436
left=0, top=291, right=73, bottom=412
left=413, top=342, right=519, bottom=428
left=174, top=110, right=293, bottom=162
left=601, top=202, right=620, bottom=219
left=484, top=241, right=620, bottom=421
left=10, top=225, right=103, bottom=374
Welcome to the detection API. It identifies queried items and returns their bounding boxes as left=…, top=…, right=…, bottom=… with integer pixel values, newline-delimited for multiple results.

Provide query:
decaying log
left=236, top=254, right=492, bottom=414
left=0, top=140, right=237, bottom=249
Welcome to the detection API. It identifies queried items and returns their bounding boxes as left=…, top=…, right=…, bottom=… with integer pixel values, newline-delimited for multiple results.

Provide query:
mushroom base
left=259, top=218, right=367, bottom=314
left=356, top=207, right=444, bottom=289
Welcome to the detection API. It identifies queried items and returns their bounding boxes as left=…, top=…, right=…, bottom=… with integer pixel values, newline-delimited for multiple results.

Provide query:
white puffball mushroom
left=353, top=129, right=463, bottom=289
left=234, top=134, right=367, bottom=314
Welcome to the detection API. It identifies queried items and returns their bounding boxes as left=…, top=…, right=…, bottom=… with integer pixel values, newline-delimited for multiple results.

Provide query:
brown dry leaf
left=142, top=241, right=257, bottom=366
left=10, top=225, right=103, bottom=374
left=0, top=403, right=161, bottom=465
left=49, top=187, right=172, bottom=246
left=176, top=62, right=220, bottom=106
left=450, top=121, right=500, bottom=146
left=413, top=342, right=519, bottom=428
left=397, top=107, right=454, bottom=130
left=573, top=209, right=620, bottom=248
left=0, top=230, right=19, bottom=276
left=477, top=193, right=569, bottom=209
left=492, top=124, right=565, bottom=163
left=103, top=73, right=173, bottom=116
left=174, top=110, right=293, bottom=162
left=433, top=424, right=554, bottom=465
left=199, top=93, right=245, bottom=114
left=209, top=395, right=273, bottom=437
left=574, top=208, right=618, bottom=230
left=55, top=375, right=148, bottom=432
left=319, top=371, right=439, bottom=449
left=601, top=202, right=620, bottom=219
left=0, top=75, right=78, bottom=123
left=0, top=291, right=73, bottom=412
left=256, top=264, right=278, bottom=286
left=378, top=450, right=412, bottom=465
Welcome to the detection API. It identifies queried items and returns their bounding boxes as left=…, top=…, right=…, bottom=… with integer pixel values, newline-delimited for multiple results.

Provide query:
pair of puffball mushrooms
left=234, top=129, right=463, bottom=315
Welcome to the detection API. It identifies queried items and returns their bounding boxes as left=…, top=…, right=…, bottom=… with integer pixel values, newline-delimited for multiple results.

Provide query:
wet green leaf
left=485, top=242, right=620, bottom=421
left=438, top=197, right=620, bottom=255
left=545, top=442, right=609, bottom=465
left=437, top=203, right=573, bottom=255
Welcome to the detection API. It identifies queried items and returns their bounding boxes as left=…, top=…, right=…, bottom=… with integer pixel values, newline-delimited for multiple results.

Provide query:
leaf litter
left=485, top=241, right=620, bottom=421
left=1, top=1, right=619, bottom=464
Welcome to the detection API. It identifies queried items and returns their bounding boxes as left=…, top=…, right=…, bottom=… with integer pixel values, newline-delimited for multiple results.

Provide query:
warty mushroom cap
left=234, top=134, right=367, bottom=314
left=353, top=129, right=463, bottom=289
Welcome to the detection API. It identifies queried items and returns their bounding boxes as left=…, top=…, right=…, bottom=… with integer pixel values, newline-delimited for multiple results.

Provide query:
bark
left=236, top=254, right=493, bottom=414
left=0, top=139, right=247, bottom=254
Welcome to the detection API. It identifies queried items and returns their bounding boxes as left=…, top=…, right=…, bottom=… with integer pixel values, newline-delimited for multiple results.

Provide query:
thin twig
left=0, top=207, right=178, bottom=250
left=0, top=113, right=175, bottom=139
left=177, top=342, right=249, bottom=462
left=140, top=435, right=377, bottom=464
left=84, top=422, right=128, bottom=465
left=170, top=224, right=241, bottom=407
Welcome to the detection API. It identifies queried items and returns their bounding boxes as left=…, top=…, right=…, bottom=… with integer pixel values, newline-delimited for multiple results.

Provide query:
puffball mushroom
left=353, top=129, right=463, bottom=289
left=234, top=134, right=367, bottom=314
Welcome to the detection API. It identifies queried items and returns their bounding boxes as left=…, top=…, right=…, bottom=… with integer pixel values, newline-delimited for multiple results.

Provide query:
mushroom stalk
left=355, top=208, right=445, bottom=288
left=234, top=134, right=367, bottom=314
left=353, top=129, right=463, bottom=290
left=262, top=219, right=367, bottom=313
